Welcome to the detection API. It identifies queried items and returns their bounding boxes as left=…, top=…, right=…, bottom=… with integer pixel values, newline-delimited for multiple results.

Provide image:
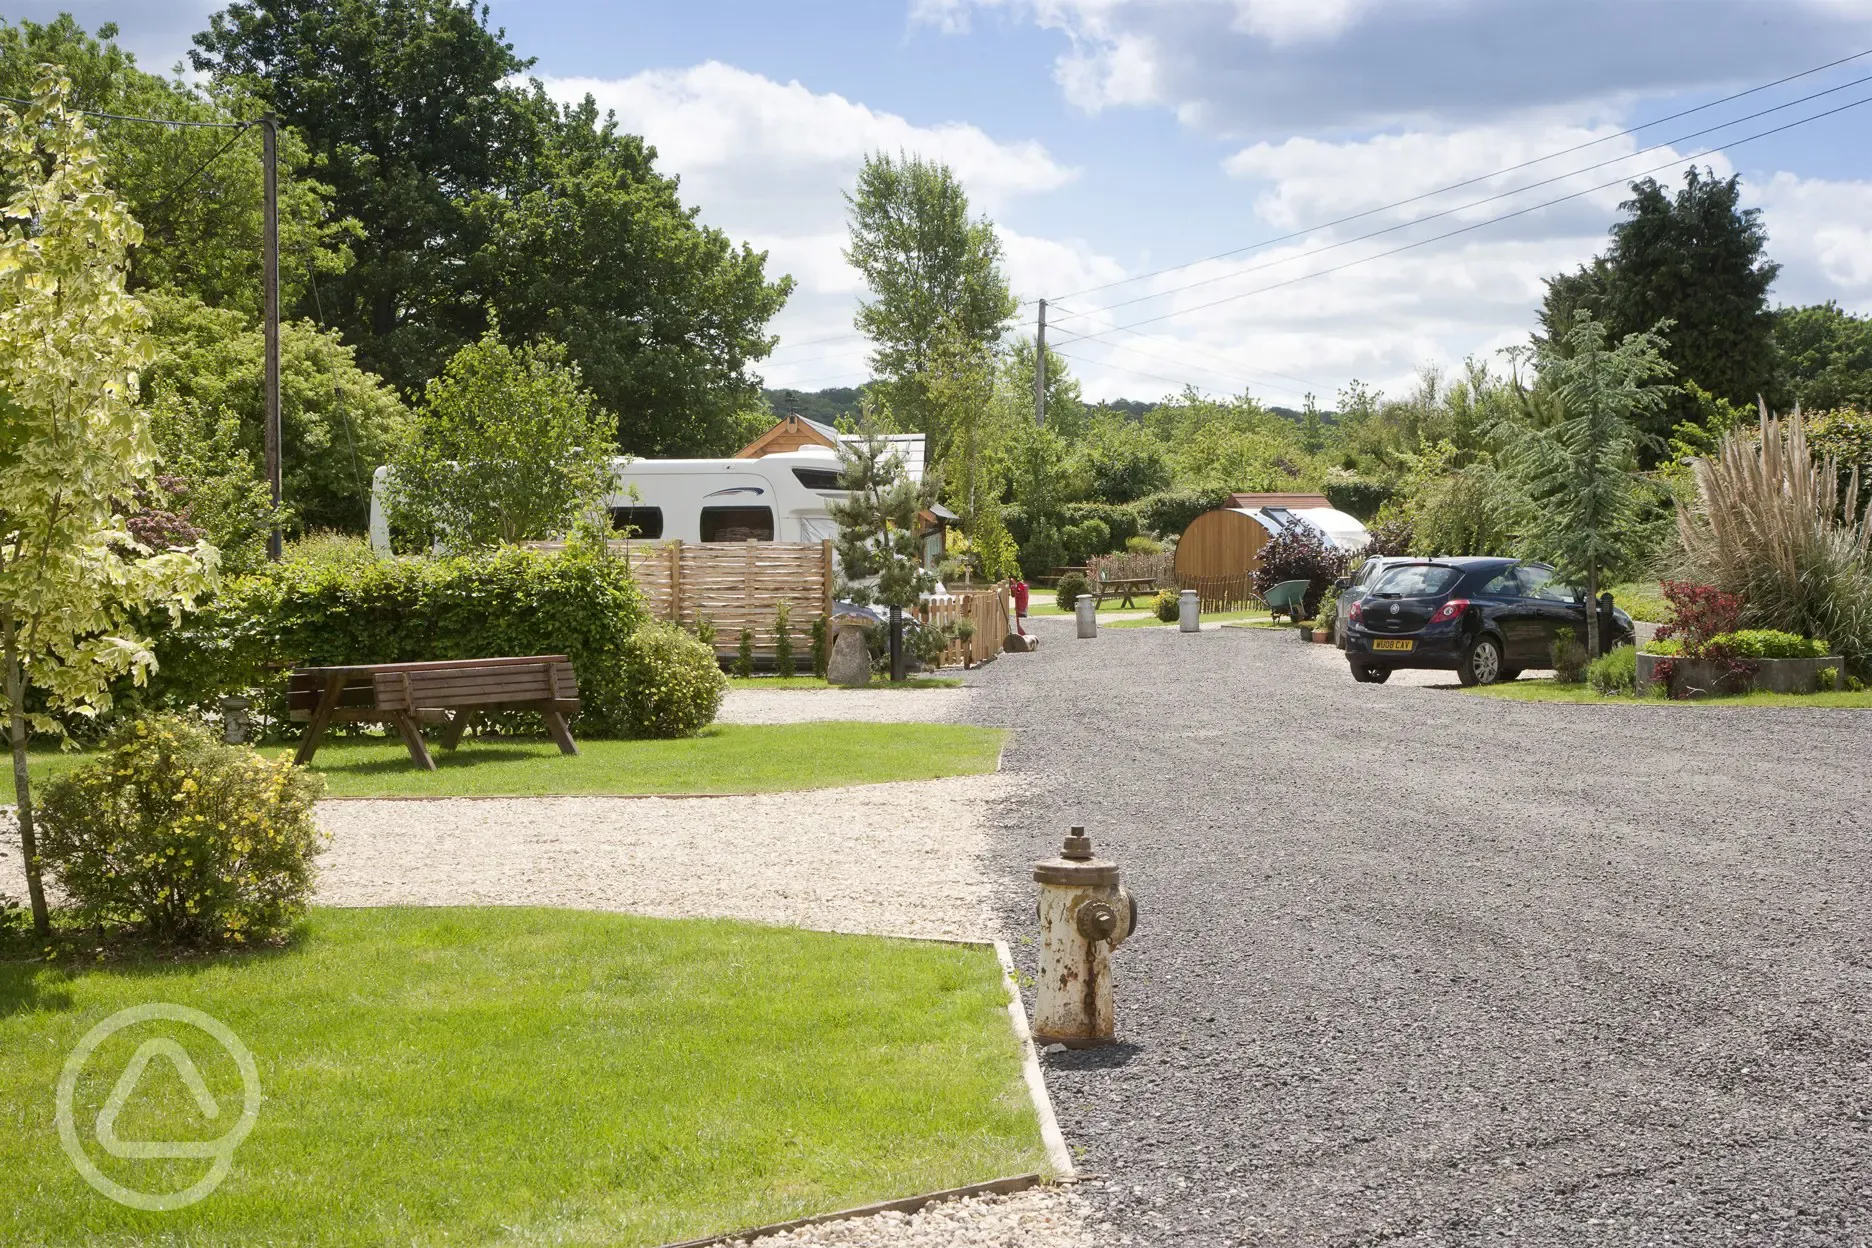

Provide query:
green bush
left=1818, top=665, right=1840, bottom=691
left=154, top=541, right=647, bottom=737
left=1639, top=636, right=1684, bottom=656
left=1153, top=589, right=1181, bottom=623
left=1055, top=571, right=1091, bottom=613
left=1551, top=627, right=1588, bottom=683
left=1704, top=629, right=1830, bottom=659
left=1323, top=472, right=1393, bottom=520
left=1061, top=518, right=1112, bottom=565
left=1587, top=644, right=1638, bottom=694
left=1314, top=585, right=1341, bottom=634
left=910, top=622, right=951, bottom=670
left=1017, top=520, right=1066, bottom=581
left=773, top=602, right=796, bottom=678
left=810, top=615, right=829, bottom=678
left=37, top=716, right=326, bottom=947
left=1126, top=535, right=1164, bottom=555
left=619, top=622, right=726, bottom=738
left=1135, top=487, right=1233, bottom=539
left=1060, top=502, right=1141, bottom=550
left=734, top=628, right=755, bottom=678
left=694, top=614, right=717, bottom=648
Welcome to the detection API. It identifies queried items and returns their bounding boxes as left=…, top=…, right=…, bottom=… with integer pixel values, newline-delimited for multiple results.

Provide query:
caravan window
left=609, top=506, right=664, bottom=539
left=701, top=506, right=774, bottom=542
left=792, top=467, right=845, bottom=491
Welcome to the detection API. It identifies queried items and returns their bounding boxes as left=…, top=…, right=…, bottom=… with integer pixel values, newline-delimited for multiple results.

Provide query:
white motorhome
left=369, top=447, right=862, bottom=553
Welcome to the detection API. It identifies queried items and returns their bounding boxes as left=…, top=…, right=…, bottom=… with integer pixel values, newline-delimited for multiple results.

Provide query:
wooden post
left=821, top=538, right=835, bottom=620
left=669, top=539, right=683, bottom=625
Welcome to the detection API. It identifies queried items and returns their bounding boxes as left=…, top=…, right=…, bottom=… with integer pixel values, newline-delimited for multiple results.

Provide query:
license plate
left=1372, top=639, right=1415, bottom=652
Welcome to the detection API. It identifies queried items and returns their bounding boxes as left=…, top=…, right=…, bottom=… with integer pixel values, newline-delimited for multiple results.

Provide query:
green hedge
left=1135, top=487, right=1233, bottom=538
left=156, top=542, right=648, bottom=738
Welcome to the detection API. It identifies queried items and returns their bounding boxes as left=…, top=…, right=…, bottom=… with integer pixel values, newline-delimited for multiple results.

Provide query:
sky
left=21, top=0, right=1872, bottom=408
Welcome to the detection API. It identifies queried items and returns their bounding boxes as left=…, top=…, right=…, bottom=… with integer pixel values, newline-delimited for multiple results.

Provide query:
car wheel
left=1349, top=662, right=1391, bottom=684
left=1459, top=635, right=1504, bottom=686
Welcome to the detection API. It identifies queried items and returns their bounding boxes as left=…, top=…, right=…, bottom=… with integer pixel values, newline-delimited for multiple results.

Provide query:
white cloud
left=540, top=63, right=1081, bottom=390
left=1750, top=172, right=1872, bottom=302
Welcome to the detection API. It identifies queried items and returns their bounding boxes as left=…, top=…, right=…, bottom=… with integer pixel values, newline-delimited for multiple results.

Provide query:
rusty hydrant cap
left=1033, top=826, right=1120, bottom=886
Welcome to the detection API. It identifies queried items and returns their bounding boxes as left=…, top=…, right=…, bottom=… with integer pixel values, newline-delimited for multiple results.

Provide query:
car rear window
left=1371, top=564, right=1461, bottom=597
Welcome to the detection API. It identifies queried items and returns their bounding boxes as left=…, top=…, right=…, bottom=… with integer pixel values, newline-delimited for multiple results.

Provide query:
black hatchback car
left=1341, top=557, right=1634, bottom=685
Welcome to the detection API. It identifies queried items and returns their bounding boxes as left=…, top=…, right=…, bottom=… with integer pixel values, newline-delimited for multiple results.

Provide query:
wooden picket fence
left=917, top=583, right=1011, bottom=668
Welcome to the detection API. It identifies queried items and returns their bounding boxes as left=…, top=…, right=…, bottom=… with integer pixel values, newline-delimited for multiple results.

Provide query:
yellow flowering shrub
left=37, top=716, right=326, bottom=946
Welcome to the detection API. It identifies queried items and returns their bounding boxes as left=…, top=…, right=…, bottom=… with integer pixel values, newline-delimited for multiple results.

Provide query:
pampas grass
left=1677, top=403, right=1872, bottom=666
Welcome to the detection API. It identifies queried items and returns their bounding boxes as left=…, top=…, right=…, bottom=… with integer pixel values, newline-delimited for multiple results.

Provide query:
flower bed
left=1635, top=652, right=1842, bottom=698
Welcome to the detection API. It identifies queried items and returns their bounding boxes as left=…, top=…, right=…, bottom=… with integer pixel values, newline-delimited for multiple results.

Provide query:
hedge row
left=153, top=542, right=650, bottom=737
left=1003, top=488, right=1235, bottom=576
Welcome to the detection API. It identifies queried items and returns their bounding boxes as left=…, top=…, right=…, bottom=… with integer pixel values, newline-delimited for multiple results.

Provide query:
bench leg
left=441, top=709, right=478, bottom=752
left=541, top=709, right=579, bottom=757
left=391, top=711, right=437, bottom=771
left=294, top=675, right=345, bottom=767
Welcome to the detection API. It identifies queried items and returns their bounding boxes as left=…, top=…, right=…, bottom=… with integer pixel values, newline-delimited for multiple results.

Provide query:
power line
left=1049, top=300, right=1322, bottom=392
left=1050, top=346, right=1218, bottom=396
left=0, top=94, right=250, bottom=130
left=1048, top=45, right=1872, bottom=304
left=1063, top=89, right=1872, bottom=343
left=1051, top=66, right=1872, bottom=329
left=139, top=123, right=256, bottom=223
left=1049, top=325, right=1306, bottom=397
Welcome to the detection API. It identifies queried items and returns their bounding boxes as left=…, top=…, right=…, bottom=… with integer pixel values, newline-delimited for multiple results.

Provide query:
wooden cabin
left=1174, top=495, right=1368, bottom=609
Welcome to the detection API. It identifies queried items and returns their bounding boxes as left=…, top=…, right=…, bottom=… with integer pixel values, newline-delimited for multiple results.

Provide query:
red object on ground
left=1011, top=579, right=1029, bottom=633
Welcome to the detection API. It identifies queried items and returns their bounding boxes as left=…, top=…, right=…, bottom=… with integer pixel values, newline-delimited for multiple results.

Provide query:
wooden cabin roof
left=1226, top=492, right=1331, bottom=510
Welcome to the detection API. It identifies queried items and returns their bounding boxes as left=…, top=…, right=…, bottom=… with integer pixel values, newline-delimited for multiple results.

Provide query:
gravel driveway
left=970, top=616, right=1872, bottom=1246
left=719, top=686, right=969, bottom=724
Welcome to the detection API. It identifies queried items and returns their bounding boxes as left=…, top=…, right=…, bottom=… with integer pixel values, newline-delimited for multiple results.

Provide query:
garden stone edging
left=1635, top=652, right=1844, bottom=699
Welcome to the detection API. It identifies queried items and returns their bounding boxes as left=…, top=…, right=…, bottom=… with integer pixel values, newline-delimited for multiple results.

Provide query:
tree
left=1774, top=301, right=1872, bottom=412
left=385, top=328, right=618, bottom=549
left=845, top=152, right=1016, bottom=434
left=923, top=318, right=1001, bottom=520
left=1539, top=168, right=1778, bottom=451
left=143, top=291, right=412, bottom=533
left=0, top=76, right=217, bottom=935
left=1079, top=413, right=1171, bottom=504
left=192, top=0, right=544, bottom=393
left=192, top=3, right=791, bottom=453
left=470, top=95, right=792, bottom=456
left=0, top=15, right=349, bottom=318
left=828, top=423, right=943, bottom=681
left=1508, top=312, right=1675, bottom=657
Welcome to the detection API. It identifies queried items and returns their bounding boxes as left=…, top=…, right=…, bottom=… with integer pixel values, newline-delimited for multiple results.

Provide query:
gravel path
left=723, top=1186, right=1101, bottom=1248
left=719, top=687, right=970, bottom=724
left=968, top=618, right=1872, bottom=1246
left=314, top=774, right=1010, bottom=942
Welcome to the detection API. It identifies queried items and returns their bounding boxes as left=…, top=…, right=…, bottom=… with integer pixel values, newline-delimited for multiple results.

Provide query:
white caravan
left=367, top=448, right=852, bottom=553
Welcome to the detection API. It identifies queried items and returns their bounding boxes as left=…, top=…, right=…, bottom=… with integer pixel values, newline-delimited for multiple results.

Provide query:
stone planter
left=1311, top=628, right=1330, bottom=644
left=1635, top=651, right=1844, bottom=699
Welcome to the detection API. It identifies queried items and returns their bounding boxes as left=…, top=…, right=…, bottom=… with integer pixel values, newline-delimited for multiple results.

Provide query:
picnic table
left=289, top=655, right=582, bottom=771
left=1096, top=576, right=1160, bottom=609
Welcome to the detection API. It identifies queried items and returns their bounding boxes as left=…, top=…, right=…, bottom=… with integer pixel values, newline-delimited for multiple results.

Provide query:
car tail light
left=1433, top=598, right=1470, bottom=622
left=1348, top=600, right=1363, bottom=623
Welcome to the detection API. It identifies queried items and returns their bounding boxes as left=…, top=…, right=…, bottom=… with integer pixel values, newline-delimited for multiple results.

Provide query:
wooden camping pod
left=1174, top=508, right=1272, bottom=610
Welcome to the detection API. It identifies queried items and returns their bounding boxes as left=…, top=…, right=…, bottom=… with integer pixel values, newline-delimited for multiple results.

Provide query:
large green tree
left=0, top=77, right=216, bottom=935
left=469, top=96, right=791, bottom=456
left=1774, top=301, right=1872, bottom=412
left=845, top=152, right=1016, bottom=435
left=1540, top=168, right=1778, bottom=451
left=0, top=15, right=349, bottom=317
left=192, top=1, right=791, bottom=456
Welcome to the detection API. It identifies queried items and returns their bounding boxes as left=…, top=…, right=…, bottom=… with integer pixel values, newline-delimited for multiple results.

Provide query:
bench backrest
left=374, top=660, right=578, bottom=712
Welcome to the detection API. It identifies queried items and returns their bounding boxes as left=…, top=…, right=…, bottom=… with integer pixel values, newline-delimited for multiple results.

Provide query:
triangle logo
left=94, top=1039, right=224, bottom=1161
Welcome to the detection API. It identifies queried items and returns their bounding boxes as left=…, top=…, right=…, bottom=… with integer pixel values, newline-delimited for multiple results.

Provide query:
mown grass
left=0, top=907, right=1045, bottom=1247
left=726, top=675, right=962, bottom=690
left=2, top=722, right=1005, bottom=802
left=1606, top=580, right=1671, bottom=624
left=1461, top=679, right=1872, bottom=708
left=1107, top=609, right=1277, bottom=630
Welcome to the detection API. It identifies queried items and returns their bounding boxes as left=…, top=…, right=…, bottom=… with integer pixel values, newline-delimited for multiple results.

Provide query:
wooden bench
left=289, top=656, right=581, bottom=771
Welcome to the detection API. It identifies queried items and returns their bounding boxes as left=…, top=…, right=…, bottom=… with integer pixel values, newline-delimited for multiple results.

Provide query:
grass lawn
left=0, top=907, right=1046, bottom=1247
left=2, top=722, right=1005, bottom=802
left=1461, top=678, right=1872, bottom=708
left=1607, top=580, right=1671, bottom=624
left=1022, top=599, right=1153, bottom=617
left=726, top=675, right=962, bottom=690
left=1103, top=609, right=1277, bottom=631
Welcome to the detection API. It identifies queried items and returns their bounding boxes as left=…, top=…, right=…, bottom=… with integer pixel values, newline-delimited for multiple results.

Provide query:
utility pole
left=261, top=114, right=283, bottom=561
left=1034, top=298, right=1047, bottom=427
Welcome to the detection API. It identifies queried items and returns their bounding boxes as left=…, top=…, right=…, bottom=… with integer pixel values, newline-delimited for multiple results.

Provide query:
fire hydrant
left=1032, top=827, right=1136, bottom=1048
